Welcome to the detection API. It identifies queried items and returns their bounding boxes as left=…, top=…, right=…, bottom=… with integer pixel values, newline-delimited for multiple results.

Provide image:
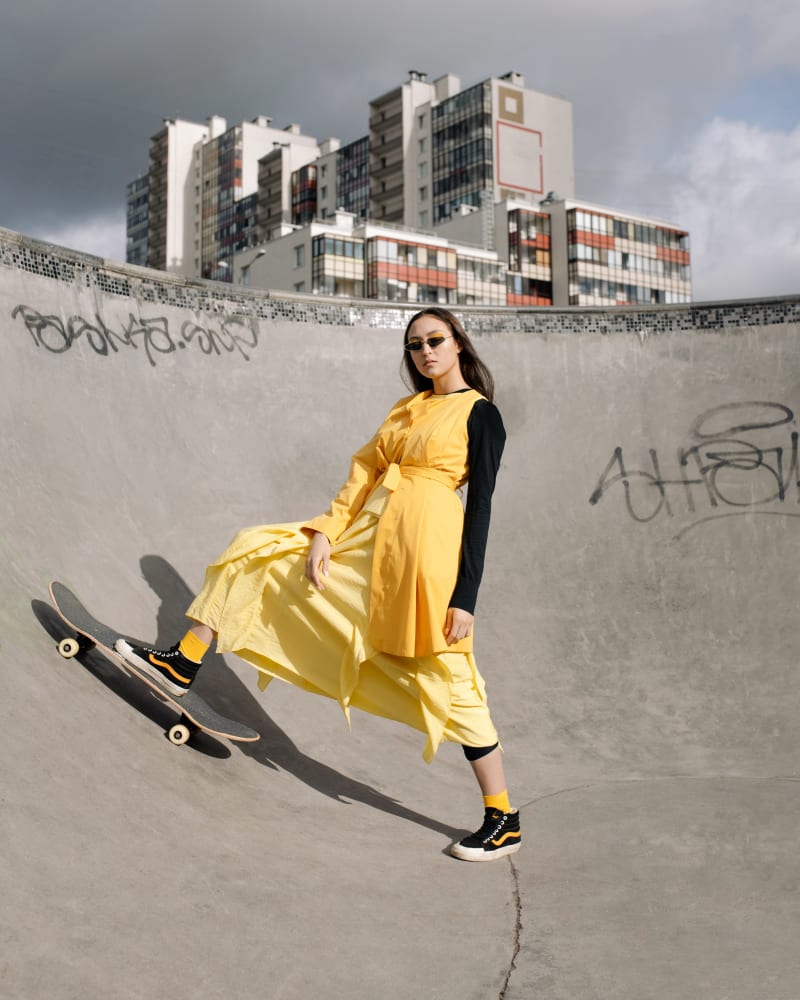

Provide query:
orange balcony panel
left=656, top=246, right=691, bottom=265
left=572, top=232, right=615, bottom=249
left=368, top=262, right=454, bottom=290
left=507, top=294, right=552, bottom=307
left=521, top=235, right=551, bottom=248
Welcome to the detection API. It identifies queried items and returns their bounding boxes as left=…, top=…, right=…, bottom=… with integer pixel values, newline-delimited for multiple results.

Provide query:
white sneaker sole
left=450, top=839, right=521, bottom=862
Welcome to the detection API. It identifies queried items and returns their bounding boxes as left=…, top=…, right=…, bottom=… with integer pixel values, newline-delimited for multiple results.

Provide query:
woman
left=117, top=307, right=520, bottom=862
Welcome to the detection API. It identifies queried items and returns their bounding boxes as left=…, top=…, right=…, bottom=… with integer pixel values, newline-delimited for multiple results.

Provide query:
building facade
left=233, top=195, right=691, bottom=308
left=364, top=69, right=574, bottom=233
left=145, top=117, right=216, bottom=276
left=136, top=115, right=318, bottom=279
left=126, top=69, right=689, bottom=305
left=548, top=200, right=691, bottom=306
left=125, top=175, right=149, bottom=267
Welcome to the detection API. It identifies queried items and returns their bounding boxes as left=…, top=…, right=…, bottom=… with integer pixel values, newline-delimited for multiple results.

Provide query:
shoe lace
left=143, top=644, right=180, bottom=660
left=477, top=809, right=507, bottom=844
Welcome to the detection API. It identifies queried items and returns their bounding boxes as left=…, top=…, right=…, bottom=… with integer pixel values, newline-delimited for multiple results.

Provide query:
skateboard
left=49, top=581, right=260, bottom=747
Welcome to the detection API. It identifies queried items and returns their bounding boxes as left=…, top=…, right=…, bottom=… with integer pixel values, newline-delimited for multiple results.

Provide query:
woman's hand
left=445, top=607, right=474, bottom=645
left=305, top=531, right=331, bottom=590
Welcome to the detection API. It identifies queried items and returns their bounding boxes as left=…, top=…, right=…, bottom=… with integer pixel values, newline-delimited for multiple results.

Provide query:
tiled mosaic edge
left=2, top=227, right=798, bottom=336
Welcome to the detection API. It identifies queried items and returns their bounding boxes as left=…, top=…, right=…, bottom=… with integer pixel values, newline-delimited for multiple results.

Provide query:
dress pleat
left=186, top=483, right=497, bottom=761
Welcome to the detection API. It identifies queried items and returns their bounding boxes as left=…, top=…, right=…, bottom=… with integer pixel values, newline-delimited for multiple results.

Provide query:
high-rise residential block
left=126, top=67, right=689, bottom=305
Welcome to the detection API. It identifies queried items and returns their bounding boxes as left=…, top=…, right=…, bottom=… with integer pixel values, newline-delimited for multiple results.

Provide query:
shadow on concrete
left=121, top=554, right=462, bottom=839
left=32, top=598, right=231, bottom=759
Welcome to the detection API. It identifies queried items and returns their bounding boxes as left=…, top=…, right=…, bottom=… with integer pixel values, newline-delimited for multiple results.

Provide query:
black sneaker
left=450, top=808, right=522, bottom=862
left=115, top=639, right=200, bottom=697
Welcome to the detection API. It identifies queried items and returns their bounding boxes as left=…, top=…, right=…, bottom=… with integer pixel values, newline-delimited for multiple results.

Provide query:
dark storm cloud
left=2, top=0, right=798, bottom=296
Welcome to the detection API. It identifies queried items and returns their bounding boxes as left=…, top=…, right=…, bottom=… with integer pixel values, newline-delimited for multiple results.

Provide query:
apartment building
left=145, top=117, right=217, bottom=276
left=548, top=199, right=691, bottom=306
left=232, top=211, right=506, bottom=305
left=233, top=193, right=691, bottom=308
left=139, top=114, right=318, bottom=279
left=126, top=68, right=690, bottom=304
left=365, top=69, right=574, bottom=233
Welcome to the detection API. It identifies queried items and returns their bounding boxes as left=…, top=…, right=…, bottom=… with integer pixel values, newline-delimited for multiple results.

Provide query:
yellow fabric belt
left=381, top=462, right=458, bottom=492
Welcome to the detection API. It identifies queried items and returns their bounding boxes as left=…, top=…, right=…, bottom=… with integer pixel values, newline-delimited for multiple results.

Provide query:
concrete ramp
left=2, top=227, right=800, bottom=999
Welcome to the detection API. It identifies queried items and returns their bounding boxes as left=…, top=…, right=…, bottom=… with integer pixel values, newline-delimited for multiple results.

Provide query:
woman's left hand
left=444, top=607, right=474, bottom=645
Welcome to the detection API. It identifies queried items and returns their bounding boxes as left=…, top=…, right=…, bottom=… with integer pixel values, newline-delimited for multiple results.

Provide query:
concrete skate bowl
left=2, top=225, right=800, bottom=999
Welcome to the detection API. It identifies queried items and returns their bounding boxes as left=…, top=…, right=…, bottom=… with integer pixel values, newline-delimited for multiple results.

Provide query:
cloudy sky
left=2, top=0, right=798, bottom=302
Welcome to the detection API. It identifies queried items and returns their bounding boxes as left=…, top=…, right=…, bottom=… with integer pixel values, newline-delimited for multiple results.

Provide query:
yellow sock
left=484, top=789, right=511, bottom=813
left=179, top=630, right=209, bottom=664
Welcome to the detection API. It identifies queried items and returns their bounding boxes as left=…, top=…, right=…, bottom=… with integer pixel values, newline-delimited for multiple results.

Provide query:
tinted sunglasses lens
left=404, top=336, right=446, bottom=352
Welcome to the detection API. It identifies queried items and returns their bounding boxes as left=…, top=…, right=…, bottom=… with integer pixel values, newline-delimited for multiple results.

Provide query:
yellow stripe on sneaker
left=491, top=831, right=521, bottom=847
left=148, top=654, right=191, bottom=685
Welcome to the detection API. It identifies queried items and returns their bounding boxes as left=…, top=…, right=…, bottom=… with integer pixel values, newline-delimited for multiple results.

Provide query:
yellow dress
left=186, top=389, right=499, bottom=761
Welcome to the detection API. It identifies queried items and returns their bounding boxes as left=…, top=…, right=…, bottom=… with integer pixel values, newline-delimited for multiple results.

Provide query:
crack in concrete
left=517, top=773, right=800, bottom=813
left=498, top=857, right=522, bottom=1000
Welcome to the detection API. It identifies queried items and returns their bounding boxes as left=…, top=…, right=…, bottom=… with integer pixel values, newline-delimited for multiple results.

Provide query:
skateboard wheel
left=168, top=724, right=192, bottom=746
left=57, top=637, right=81, bottom=659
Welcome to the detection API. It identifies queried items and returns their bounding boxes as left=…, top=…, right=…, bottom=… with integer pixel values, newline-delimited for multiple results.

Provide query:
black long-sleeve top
left=449, top=397, right=506, bottom=614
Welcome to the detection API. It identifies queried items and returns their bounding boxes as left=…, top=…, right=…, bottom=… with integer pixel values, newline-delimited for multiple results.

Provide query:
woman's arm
left=448, top=400, right=506, bottom=619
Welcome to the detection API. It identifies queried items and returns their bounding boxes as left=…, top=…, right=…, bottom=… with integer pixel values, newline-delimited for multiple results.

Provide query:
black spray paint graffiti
left=12, top=305, right=259, bottom=366
left=589, top=402, right=800, bottom=537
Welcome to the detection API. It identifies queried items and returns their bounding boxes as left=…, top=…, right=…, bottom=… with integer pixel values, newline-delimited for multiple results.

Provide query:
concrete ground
left=2, top=230, right=800, bottom=999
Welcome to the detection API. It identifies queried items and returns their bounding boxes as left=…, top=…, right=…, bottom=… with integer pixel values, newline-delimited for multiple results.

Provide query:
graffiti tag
left=12, top=305, right=259, bottom=366
left=589, top=402, right=800, bottom=535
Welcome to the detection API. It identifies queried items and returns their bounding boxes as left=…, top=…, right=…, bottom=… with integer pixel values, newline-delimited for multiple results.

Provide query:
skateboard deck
left=49, top=581, right=260, bottom=746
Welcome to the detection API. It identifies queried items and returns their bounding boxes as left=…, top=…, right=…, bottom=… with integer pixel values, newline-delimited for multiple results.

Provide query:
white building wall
left=316, top=139, right=340, bottom=218
left=242, top=120, right=318, bottom=198
left=235, top=227, right=311, bottom=292
left=402, top=78, right=435, bottom=230
left=433, top=205, right=484, bottom=247
left=166, top=119, right=215, bottom=276
left=490, top=78, right=575, bottom=206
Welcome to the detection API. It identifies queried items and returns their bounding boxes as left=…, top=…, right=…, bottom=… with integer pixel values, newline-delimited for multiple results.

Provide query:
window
left=419, top=186, right=428, bottom=201
left=294, top=281, right=305, bottom=293
left=320, top=186, right=328, bottom=199
left=419, top=210, right=428, bottom=226
left=418, top=113, right=425, bottom=129
left=419, top=138, right=426, bottom=153
left=418, top=162, right=427, bottom=179
left=294, top=244, right=305, bottom=267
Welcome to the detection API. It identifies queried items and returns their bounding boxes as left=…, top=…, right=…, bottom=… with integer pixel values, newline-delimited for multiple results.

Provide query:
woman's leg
left=188, top=622, right=216, bottom=647
left=452, top=744, right=521, bottom=861
left=467, top=745, right=507, bottom=797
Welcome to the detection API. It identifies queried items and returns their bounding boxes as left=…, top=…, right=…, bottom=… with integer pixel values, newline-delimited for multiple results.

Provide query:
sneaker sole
left=450, top=840, right=521, bottom=862
left=114, top=639, right=188, bottom=698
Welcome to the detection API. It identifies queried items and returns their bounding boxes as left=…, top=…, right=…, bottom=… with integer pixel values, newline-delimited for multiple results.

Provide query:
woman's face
left=406, top=314, right=463, bottom=386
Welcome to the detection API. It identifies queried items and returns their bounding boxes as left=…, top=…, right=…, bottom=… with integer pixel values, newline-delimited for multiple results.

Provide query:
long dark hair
left=401, top=307, right=495, bottom=402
